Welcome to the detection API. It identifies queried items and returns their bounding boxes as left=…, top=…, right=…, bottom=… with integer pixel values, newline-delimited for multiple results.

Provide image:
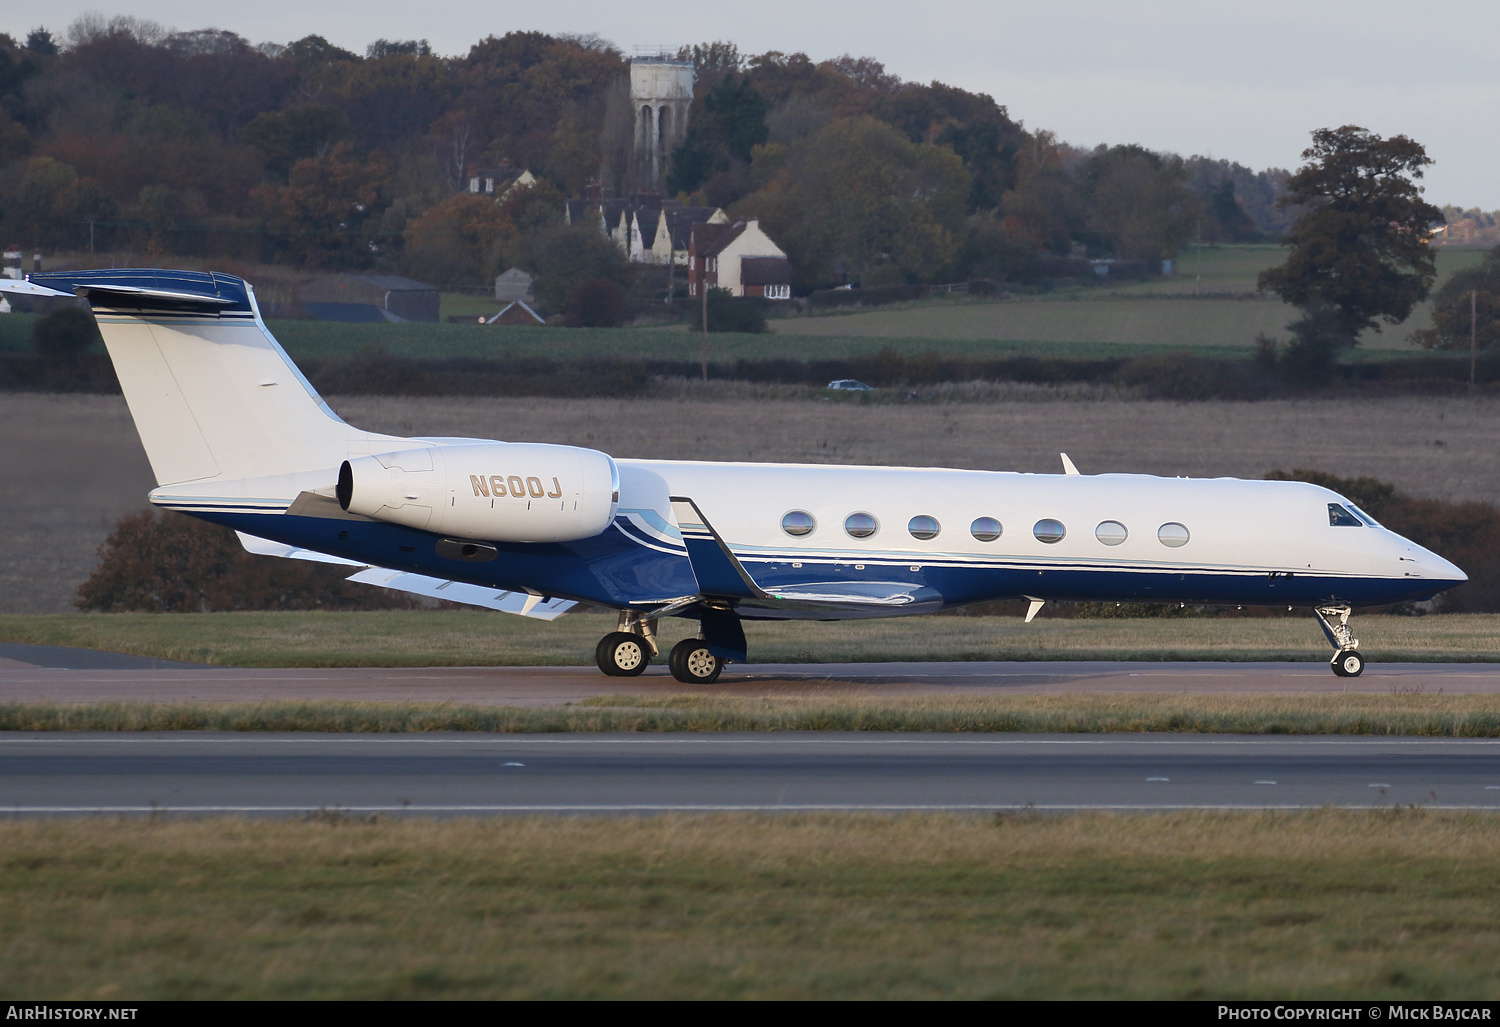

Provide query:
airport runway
left=4, top=644, right=1500, bottom=704
left=3, top=733, right=1499, bottom=813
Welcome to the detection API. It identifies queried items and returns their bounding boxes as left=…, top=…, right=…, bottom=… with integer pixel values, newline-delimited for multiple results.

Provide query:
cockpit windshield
left=1328, top=503, right=1363, bottom=527
left=1329, top=500, right=1380, bottom=527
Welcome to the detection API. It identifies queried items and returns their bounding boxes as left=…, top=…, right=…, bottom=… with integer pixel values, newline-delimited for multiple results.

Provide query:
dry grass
left=4, top=692, right=1500, bottom=735
left=6, top=392, right=1498, bottom=614
left=3, top=811, right=1500, bottom=998
left=5, top=611, right=1500, bottom=667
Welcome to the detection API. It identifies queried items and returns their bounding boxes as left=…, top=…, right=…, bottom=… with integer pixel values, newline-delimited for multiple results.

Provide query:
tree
left=667, top=75, right=769, bottom=196
left=243, top=104, right=353, bottom=180
left=567, top=278, right=624, bottom=327
left=402, top=192, right=510, bottom=287
left=703, top=287, right=767, bottom=333
left=32, top=307, right=101, bottom=359
left=738, top=116, right=968, bottom=288
left=1410, top=244, right=1500, bottom=352
left=1258, top=126, right=1442, bottom=337
left=1080, top=145, right=1200, bottom=262
left=256, top=142, right=389, bottom=267
left=508, top=221, right=631, bottom=312
left=76, top=509, right=418, bottom=612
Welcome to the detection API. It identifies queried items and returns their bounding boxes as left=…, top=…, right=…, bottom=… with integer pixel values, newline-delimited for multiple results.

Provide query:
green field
left=3, top=611, right=1499, bottom=667
left=3, top=247, right=1486, bottom=364
left=775, top=247, right=1487, bottom=353
left=4, top=811, right=1500, bottom=998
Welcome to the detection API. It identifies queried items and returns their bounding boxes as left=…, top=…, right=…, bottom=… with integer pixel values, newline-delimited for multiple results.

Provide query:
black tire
left=668, top=638, right=723, bottom=684
left=1331, top=649, right=1364, bottom=678
left=595, top=632, right=649, bottom=676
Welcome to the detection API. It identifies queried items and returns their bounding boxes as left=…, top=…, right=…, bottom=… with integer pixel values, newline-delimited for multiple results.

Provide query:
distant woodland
left=1, top=20, right=1304, bottom=290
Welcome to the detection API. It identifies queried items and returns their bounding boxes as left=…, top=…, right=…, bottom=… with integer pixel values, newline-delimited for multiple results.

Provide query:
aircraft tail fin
left=28, top=269, right=388, bottom=487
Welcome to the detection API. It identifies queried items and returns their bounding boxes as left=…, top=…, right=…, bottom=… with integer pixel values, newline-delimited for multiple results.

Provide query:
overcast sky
left=6, top=0, right=1496, bottom=209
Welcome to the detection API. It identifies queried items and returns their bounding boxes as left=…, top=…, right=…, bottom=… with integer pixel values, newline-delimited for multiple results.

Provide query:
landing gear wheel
left=595, top=632, right=649, bottom=676
left=669, top=638, right=723, bottom=684
left=1331, top=649, right=1364, bottom=678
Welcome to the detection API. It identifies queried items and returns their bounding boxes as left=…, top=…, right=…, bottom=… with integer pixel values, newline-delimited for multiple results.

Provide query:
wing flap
left=761, top=582, right=944, bottom=608
left=235, top=532, right=368, bottom=567
left=345, top=568, right=576, bottom=620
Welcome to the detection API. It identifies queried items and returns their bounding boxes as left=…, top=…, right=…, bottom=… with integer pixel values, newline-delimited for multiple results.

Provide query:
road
left=3, top=734, right=1498, bottom=813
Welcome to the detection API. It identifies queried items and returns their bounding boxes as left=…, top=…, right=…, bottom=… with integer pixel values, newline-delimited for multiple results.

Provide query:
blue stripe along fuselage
left=192, top=509, right=1461, bottom=616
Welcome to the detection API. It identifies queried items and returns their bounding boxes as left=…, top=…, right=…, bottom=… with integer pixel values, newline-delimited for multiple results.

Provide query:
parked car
left=826, top=379, right=873, bottom=391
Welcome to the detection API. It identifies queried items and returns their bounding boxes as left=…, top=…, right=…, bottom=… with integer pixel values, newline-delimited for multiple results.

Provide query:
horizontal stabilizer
left=31, top=269, right=249, bottom=312
left=0, top=278, right=73, bottom=298
left=346, top=568, right=576, bottom=620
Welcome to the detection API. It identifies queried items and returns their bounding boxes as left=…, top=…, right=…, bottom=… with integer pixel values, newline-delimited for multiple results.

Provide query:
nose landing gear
left=1313, top=604, right=1364, bottom=677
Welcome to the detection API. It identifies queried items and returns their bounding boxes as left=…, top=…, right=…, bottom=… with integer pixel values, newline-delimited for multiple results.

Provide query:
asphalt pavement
left=3, top=733, right=1498, bottom=813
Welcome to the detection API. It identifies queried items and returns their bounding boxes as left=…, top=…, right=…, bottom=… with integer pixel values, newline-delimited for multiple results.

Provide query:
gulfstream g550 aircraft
left=7, top=270, right=1467, bottom=681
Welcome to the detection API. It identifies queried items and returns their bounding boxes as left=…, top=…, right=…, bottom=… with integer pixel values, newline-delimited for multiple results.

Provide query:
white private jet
left=6, top=270, right=1467, bottom=681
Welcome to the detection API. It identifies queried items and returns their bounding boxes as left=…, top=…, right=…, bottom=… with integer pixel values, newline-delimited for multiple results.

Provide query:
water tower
left=630, top=48, right=694, bottom=188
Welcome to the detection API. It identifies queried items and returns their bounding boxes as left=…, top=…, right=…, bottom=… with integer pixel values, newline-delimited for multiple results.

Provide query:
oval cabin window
left=781, top=511, right=815, bottom=537
left=1033, top=519, right=1066, bottom=544
left=1158, top=522, right=1190, bottom=548
left=1095, top=521, right=1128, bottom=546
left=844, top=512, right=879, bottom=539
left=970, top=517, right=1002, bottom=542
left=908, top=515, right=940, bottom=540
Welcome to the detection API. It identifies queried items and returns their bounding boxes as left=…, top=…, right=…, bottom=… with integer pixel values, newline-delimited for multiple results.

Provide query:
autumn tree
left=667, top=75, right=769, bottom=197
left=738, top=116, right=968, bottom=288
left=1411, top=244, right=1500, bottom=351
left=243, top=104, right=353, bottom=180
left=257, top=141, right=389, bottom=267
left=1000, top=131, right=1084, bottom=256
left=402, top=192, right=511, bottom=287
left=77, top=509, right=417, bottom=612
left=1080, top=145, right=1200, bottom=262
left=1259, top=126, right=1442, bottom=338
left=507, top=221, right=631, bottom=312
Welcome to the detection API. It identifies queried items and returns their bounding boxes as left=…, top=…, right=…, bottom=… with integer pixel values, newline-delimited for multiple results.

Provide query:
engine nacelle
left=337, top=442, right=618, bottom=543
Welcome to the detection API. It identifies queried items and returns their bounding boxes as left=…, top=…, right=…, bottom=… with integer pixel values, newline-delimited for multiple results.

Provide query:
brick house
left=687, top=219, right=791, bottom=299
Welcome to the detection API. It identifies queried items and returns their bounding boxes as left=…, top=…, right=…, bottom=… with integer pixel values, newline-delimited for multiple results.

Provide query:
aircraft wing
left=0, top=279, right=74, bottom=298
left=345, top=568, right=576, bottom=620
left=235, top=532, right=576, bottom=620
left=236, top=532, right=368, bottom=567
left=668, top=497, right=944, bottom=613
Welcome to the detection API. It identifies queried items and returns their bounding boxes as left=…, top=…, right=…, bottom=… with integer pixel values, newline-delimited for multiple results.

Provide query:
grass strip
left=5, top=693, right=1500, bottom=735
left=6, top=611, right=1500, bottom=667
left=4, top=810, right=1500, bottom=998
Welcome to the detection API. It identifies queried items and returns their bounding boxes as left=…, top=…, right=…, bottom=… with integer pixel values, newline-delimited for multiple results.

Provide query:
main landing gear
left=1313, top=604, right=1364, bottom=677
left=594, top=612, right=726, bottom=683
left=668, top=638, right=723, bottom=684
left=595, top=612, right=657, bottom=677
